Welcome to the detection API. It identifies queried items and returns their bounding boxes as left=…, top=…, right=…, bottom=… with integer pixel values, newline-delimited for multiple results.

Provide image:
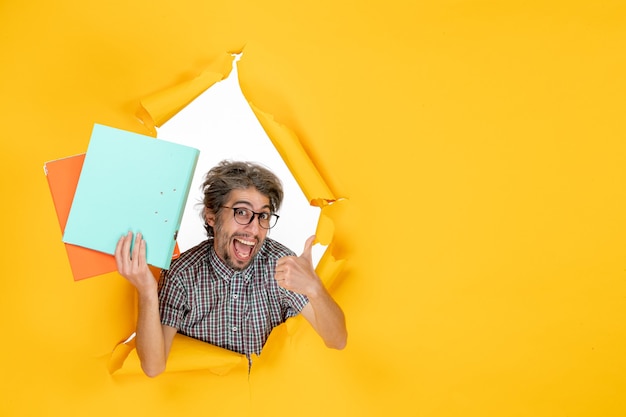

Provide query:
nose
left=245, top=214, right=261, bottom=233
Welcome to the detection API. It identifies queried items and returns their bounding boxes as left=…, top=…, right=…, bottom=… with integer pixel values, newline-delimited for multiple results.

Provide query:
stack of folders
left=45, top=123, right=200, bottom=280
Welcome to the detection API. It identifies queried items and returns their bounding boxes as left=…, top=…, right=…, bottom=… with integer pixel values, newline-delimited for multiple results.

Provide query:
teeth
left=235, top=238, right=255, bottom=246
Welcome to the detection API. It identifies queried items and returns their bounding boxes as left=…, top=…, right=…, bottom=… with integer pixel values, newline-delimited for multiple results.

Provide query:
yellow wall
left=2, top=1, right=626, bottom=416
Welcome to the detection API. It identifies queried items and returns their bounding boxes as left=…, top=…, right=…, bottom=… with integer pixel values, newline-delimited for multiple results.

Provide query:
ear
left=204, top=208, right=216, bottom=227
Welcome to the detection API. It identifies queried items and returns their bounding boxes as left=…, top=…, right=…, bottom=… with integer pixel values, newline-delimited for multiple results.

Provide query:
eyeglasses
left=221, top=206, right=279, bottom=229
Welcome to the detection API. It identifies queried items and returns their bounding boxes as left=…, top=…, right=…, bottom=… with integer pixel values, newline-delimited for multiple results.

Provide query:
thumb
left=300, top=235, right=316, bottom=262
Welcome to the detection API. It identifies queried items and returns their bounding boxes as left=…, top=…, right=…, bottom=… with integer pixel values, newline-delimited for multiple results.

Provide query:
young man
left=115, top=160, right=347, bottom=377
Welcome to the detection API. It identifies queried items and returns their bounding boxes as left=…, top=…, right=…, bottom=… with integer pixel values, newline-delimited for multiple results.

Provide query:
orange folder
left=44, top=154, right=180, bottom=281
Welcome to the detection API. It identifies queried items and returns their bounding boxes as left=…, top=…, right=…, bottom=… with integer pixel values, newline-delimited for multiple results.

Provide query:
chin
left=224, top=253, right=251, bottom=271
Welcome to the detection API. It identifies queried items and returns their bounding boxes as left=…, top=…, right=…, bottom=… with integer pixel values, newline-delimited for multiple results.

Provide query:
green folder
left=63, top=123, right=200, bottom=270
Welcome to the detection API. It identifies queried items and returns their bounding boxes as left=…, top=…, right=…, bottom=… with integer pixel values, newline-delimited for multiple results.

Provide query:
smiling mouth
left=233, top=237, right=256, bottom=260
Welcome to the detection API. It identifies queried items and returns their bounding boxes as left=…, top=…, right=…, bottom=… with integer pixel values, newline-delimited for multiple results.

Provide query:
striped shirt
left=158, top=237, right=309, bottom=356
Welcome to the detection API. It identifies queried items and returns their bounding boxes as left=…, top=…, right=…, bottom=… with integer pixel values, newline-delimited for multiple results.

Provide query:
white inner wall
left=156, top=55, right=323, bottom=264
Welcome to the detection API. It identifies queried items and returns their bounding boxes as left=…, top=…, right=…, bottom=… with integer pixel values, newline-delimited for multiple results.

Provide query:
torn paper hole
left=157, top=53, right=326, bottom=265
left=110, top=52, right=348, bottom=376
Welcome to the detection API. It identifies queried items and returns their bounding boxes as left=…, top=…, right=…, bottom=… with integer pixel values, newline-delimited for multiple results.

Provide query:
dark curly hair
left=201, top=160, right=284, bottom=237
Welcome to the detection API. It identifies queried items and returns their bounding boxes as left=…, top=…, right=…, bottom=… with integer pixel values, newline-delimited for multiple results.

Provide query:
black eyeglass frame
left=221, top=206, right=280, bottom=229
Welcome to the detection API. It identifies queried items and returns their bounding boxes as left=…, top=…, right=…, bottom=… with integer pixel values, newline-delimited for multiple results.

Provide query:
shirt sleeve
left=280, top=287, right=309, bottom=320
left=158, top=269, right=188, bottom=329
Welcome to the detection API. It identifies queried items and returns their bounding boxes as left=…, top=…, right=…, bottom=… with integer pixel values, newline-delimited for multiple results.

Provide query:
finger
left=299, top=235, right=316, bottom=262
left=274, top=266, right=288, bottom=281
left=114, top=234, right=124, bottom=257
left=115, top=232, right=132, bottom=271
left=122, top=232, right=133, bottom=256
left=276, top=256, right=291, bottom=269
left=138, top=235, right=147, bottom=267
left=131, top=232, right=142, bottom=264
left=114, top=234, right=125, bottom=269
left=275, top=273, right=288, bottom=287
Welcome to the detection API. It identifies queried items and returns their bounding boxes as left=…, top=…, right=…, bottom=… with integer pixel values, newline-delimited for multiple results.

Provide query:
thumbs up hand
left=275, top=235, right=348, bottom=350
left=275, top=235, right=320, bottom=297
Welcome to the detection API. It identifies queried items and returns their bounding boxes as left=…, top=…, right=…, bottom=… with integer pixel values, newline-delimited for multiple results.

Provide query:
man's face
left=206, top=187, right=272, bottom=271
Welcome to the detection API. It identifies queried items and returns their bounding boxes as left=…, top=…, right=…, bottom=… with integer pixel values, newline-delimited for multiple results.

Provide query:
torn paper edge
left=109, top=49, right=348, bottom=374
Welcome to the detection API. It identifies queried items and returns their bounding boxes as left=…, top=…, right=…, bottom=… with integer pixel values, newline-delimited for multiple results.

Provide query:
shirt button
left=232, top=294, right=238, bottom=299
left=232, top=326, right=238, bottom=332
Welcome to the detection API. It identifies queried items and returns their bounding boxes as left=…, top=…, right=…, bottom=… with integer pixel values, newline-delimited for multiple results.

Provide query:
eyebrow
left=231, top=200, right=272, bottom=211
